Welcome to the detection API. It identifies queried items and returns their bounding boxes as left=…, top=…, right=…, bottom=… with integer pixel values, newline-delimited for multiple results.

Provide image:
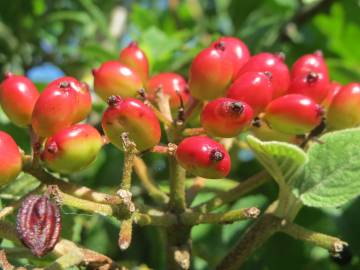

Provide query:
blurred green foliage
left=1, top=0, right=360, bottom=269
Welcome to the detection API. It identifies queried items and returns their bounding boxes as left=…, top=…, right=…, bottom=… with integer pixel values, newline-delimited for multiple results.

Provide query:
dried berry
left=16, top=195, right=61, bottom=257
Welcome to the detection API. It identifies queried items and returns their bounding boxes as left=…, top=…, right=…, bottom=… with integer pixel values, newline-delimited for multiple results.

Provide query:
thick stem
left=182, top=127, right=206, bottom=137
left=169, top=156, right=186, bottom=214
left=133, top=156, right=169, bottom=204
left=216, top=213, right=282, bottom=270
left=194, top=171, right=269, bottom=212
left=118, top=219, right=133, bottom=250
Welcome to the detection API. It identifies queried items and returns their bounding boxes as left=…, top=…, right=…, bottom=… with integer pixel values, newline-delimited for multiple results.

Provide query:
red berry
left=147, top=73, right=190, bottom=110
left=226, top=71, right=273, bottom=115
left=288, top=71, right=329, bottom=104
left=175, top=136, right=231, bottom=179
left=0, top=72, right=39, bottom=127
left=189, top=43, right=233, bottom=101
left=201, top=98, right=253, bottom=138
left=264, top=94, right=323, bottom=135
left=93, top=61, right=143, bottom=101
left=211, top=37, right=250, bottom=79
left=327, top=83, right=360, bottom=130
left=102, top=96, right=161, bottom=151
left=237, top=52, right=290, bottom=98
left=291, top=51, right=329, bottom=79
left=32, top=83, right=77, bottom=137
left=48, top=76, right=92, bottom=122
left=119, top=41, right=149, bottom=85
left=322, top=81, right=342, bottom=109
left=0, top=131, right=22, bottom=186
left=41, top=124, right=103, bottom=174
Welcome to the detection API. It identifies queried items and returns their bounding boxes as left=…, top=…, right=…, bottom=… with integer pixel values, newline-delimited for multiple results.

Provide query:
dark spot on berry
left=229, top=102, right=244, bottom=115
left=306, top=72, right=319, bottom=84
left=252, top=117, right=262, bottom=128
left=214, top=41, right=226, bottom=51
left=263, top=71, right=273, bottom=81
left=107, top=95, right=121, bottom=106
left=47, top=143, right=58, bottom=154
left=59, top=81, right=70, bottom=88
left=210, top=149, right=224, bottom=162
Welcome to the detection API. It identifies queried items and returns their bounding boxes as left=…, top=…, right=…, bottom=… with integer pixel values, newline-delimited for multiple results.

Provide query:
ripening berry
left=201, top=98, right=253, bottom=138
left=0, top=131, right=22, bottom=186
left=119, top=41, right=149, bottom=85
left=211, top=37, right=250, bottom=79
left=175, top=136, right=231, bottom=179
left=41, top=124, right=103, bottom=174
left=250, top=121, right=302, bottom=144
left=327, top=83, right=360, bottom=130
left=322, top=82, right=342, bottom=109
left=47, top=76, right=92, bottom=122
left=0, top=72, right=39, bottom=127
left=226, top=71, right=273, bottom=115
left=237, top=52, right=290, bottom=98
left=264, top=94, right=323, bottom=135
left=102, top=96, right=161, bottom=151
left=147, top=73, right=190, bottom=110
left=288, top=71, right=329, bottom=104
left=93, top=61, right=143, bottom=101
left=291, top=51, right=329, bottom=79
left=32, top=83, right=77, bottom=137
left=189, top=43, right=233, bottom=101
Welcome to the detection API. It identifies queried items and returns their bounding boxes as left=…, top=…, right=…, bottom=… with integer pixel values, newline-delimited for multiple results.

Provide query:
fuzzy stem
left=280, top=221, right=348, bottom=253
left=181, top=207, right=260, bottom=225
left=182, top=127, right=206, bottom=137
left=144, top=100, right=173, bottom=128
left=133, top=156, right=169, bottom=204
left=48, top=186, right=133, bottom=220
left=194, top=171, right=270, bottom=212
left=169, top=156, right=186, bottom=214
left=22, top=163, right=125, bottom=205
left=118, top=219, right=133, bottom=250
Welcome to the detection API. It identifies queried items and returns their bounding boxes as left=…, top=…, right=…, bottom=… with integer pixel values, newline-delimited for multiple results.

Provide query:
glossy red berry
left=211, top=36, right=250, bottom=79
left=119, top=41, right=149, bottom=85
left=201, top=98, right=253, bottom=138
left=0, top=131, right=22, bottom=186
left=102, top=96, right=161, bottom=151
left=0, top=72, right=39, bottom=127
left=226, top=71, right=273, bottom=115
left=237, top=52, right=290, bottom=98
left=322, top=81, right=342, bottom=109
left=41, top=124, right=103, bottom=174
left=264, top=94, right=323, bottom=135
left=291, top=51, right=329, bottom=79
left=288, top=71, right=329, bottom=104
left=93, top=61, right=143, bottom=101
left=147, top=73, right=190, bottom=110
left=175, top=136, right=231, bottom=179
left=189, top=43, right=233, bottom=101
left=327, top=83, right=360, bottom=130
left=47, top=76, right=92, bottom=123
left=32, top=83, right=77, bottom=137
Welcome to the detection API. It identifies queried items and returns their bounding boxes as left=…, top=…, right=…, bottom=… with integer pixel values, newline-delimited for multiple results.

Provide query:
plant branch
left=169, top=156, right=186, bottom=214
left=280, top=220, right=348, bottom=254
left=133, top=156, right=169, bottom=204
left=194, top=170, right=270, bottom=212
left=181, top=207, right=260, bottom=225
left=182, top=127, right=206, bottom=137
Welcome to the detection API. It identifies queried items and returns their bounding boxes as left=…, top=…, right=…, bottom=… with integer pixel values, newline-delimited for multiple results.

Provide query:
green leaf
left=246, top=135, right=307, bottom=191
left=293, top=128, right=360, bottom=208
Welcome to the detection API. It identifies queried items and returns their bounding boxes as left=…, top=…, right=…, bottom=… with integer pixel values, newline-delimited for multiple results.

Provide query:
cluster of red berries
left=1, top=38, right=359, bottom=185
